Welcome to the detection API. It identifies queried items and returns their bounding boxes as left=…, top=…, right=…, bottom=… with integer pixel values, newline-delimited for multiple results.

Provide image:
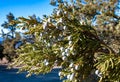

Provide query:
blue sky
left=0, top=0, right=120, bottom=35
left=0, top=0, right=54, bottom=34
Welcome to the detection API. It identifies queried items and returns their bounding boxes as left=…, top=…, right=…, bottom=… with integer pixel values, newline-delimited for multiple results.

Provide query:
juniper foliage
left=11, top=0, right=120, bottom=82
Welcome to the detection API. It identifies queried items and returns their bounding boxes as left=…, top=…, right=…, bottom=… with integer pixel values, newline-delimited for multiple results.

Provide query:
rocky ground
left=0, top=57, right=9, bottom=65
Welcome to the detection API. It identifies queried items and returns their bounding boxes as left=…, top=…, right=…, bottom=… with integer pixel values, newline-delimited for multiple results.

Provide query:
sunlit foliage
left=11, top=0, right=120, bottom=82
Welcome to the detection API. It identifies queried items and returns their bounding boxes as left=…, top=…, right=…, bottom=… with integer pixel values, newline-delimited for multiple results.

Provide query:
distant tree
left=11, top=0, right=120, bottom=82
left=1, top=12, right=16, bottom=38
left=2, top=32, right=22, bottom=61
left=1, top=13, right=24, bottom=61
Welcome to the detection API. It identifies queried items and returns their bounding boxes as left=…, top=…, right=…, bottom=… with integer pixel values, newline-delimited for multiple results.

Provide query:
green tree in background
left=1, top=12, right=16, bottom=38
left=11, top=0, right=120, bottom=82
left=2, top=32, right=22, bottom=61
left=1, top=13, right=23, bottom=61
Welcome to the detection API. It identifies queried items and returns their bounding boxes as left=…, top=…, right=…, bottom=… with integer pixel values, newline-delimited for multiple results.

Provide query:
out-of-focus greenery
left=1, top=13, right=25, bottom=61
left=0, top=13, right=18, bottom=61
left=2, top=33, right=23, bottom=61
left=10, top=0, right=120, bottom=82
left=1, top=12, right=16, bottom=38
